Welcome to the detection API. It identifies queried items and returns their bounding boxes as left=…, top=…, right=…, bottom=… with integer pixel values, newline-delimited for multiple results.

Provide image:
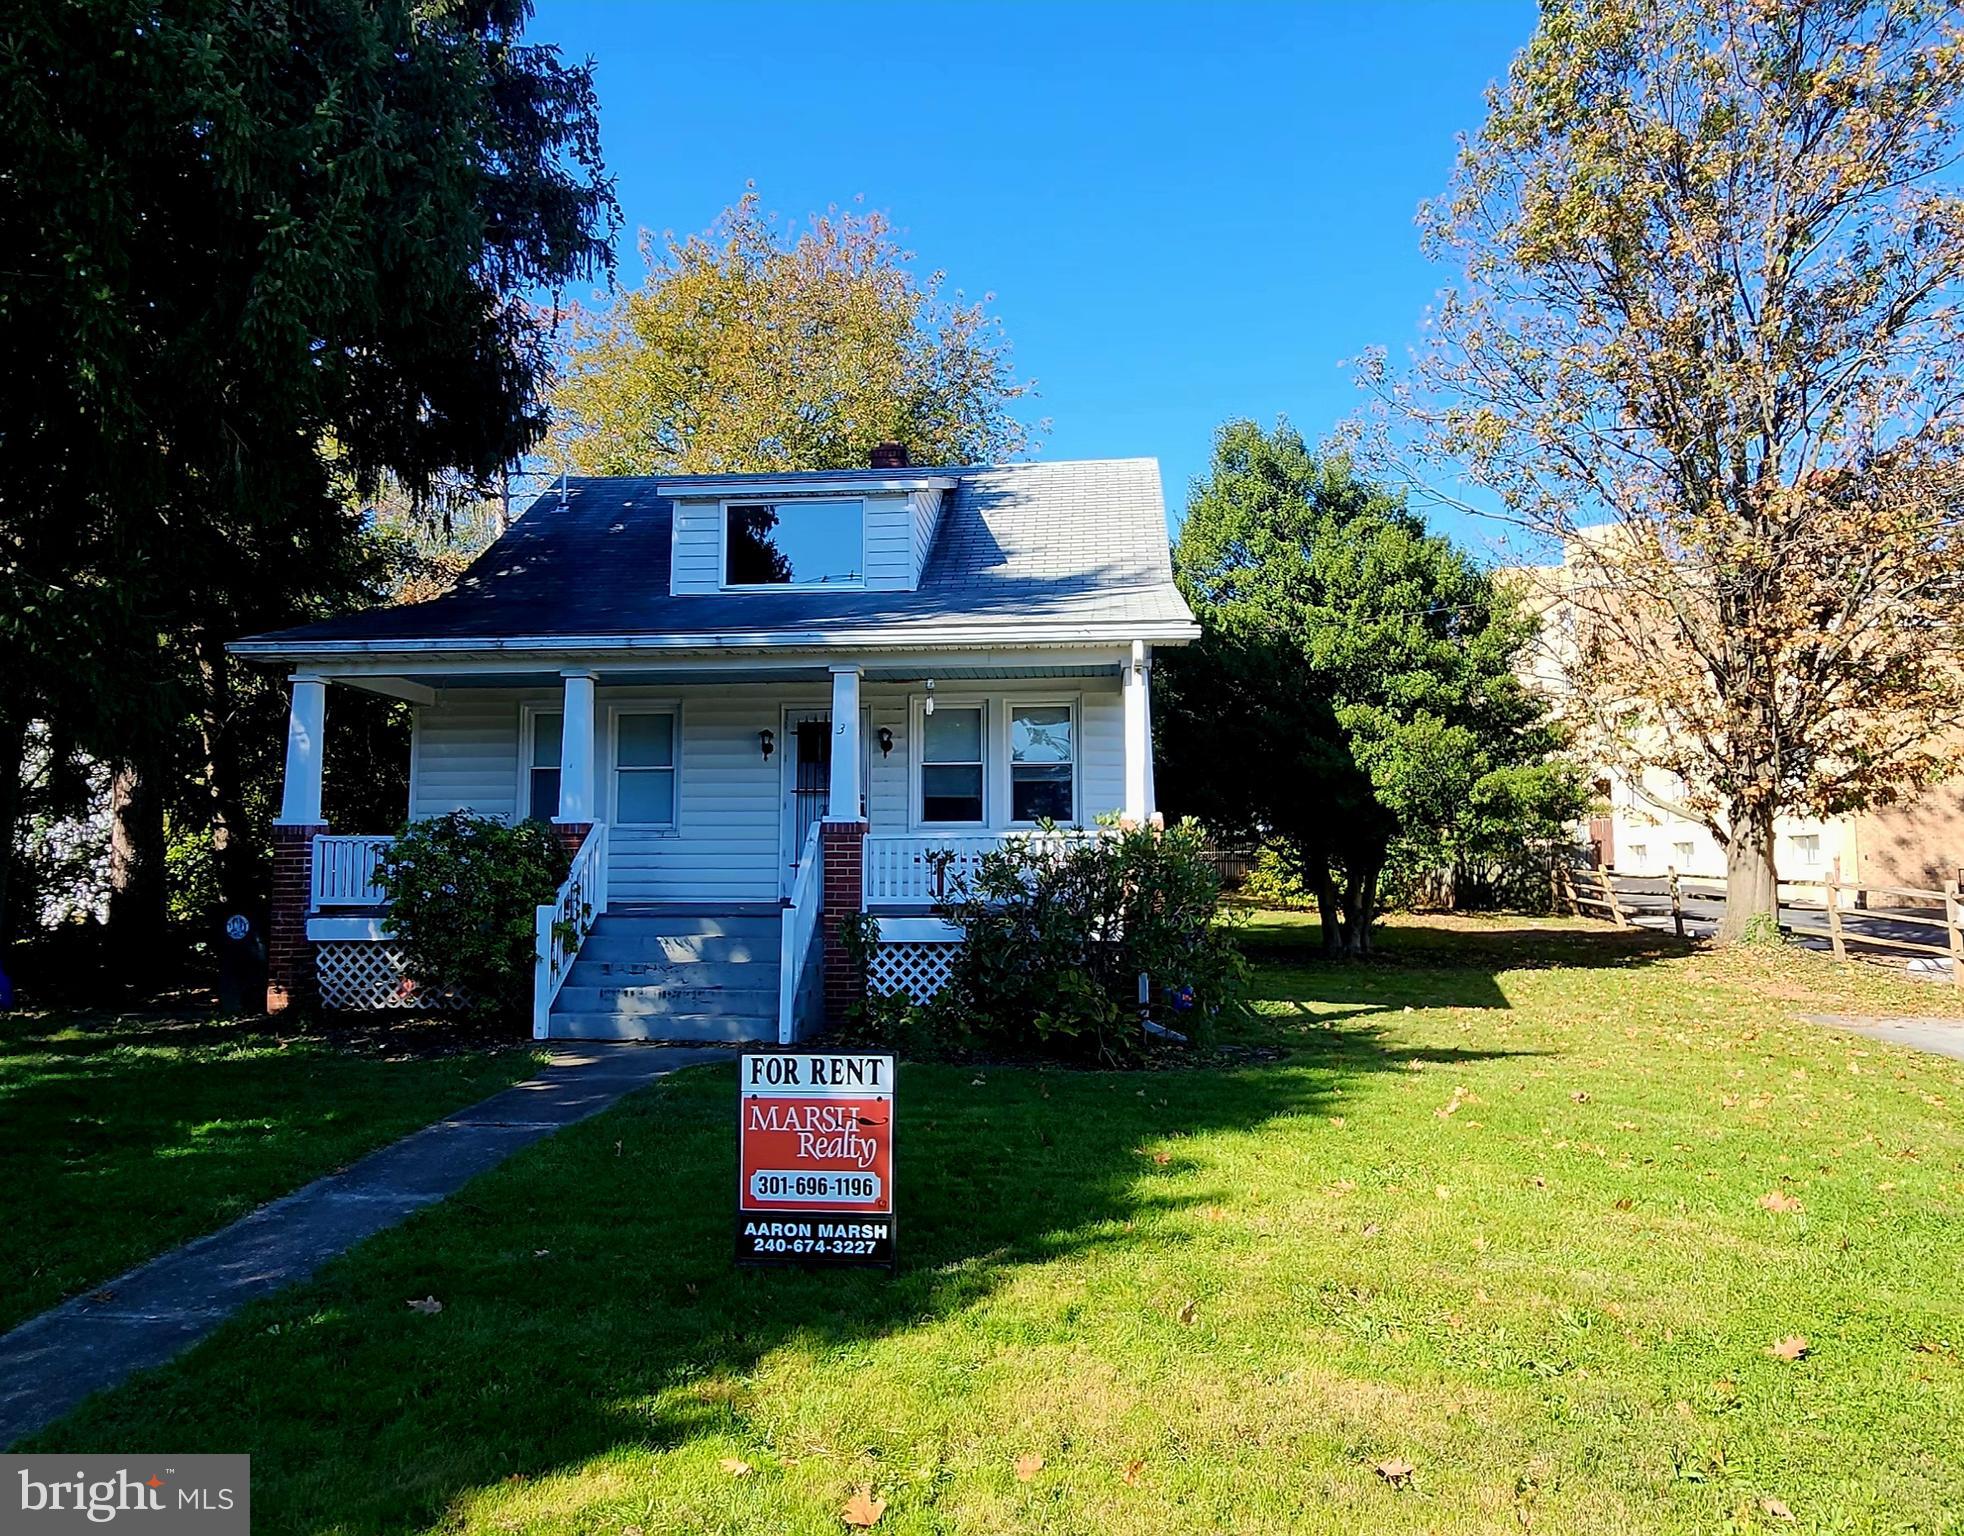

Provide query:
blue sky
left=532, top=0, right=1538, bottom=546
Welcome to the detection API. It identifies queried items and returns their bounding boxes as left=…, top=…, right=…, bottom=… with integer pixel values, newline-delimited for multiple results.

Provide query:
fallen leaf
left=1013, top=1452, right=1044, bottom=1482
left=1122, top=1458, right=1145, bottom=1487
left=1759, top=1190, right=1803, bottom=1215
left=406, top=1296, right=443, bottom=1315
left=1571, top=1091, right=1591, bottom=1104
left=1761, top=1495, right=1795, bottom=1521
left=532, top=1249, right=551, bottom=1258
left=1329, top=1115, right=1346, bottom=1128
left=1767, top=1335, right=1810, bottom=1361
left=840, top=1487, right=887, bottom=1528
left=1176, top=1299, right=1199, bottom=1325
left=1373, top=1456, right=1416, bottom=1488
left=1151, top=1151, right=1172, bottom=1166
left=720, top=1458, right=753, bottom=1477
left=1435, top=1185, right=1452, bottom=1200
left=1613, top=1197, right=1634, bottom=1211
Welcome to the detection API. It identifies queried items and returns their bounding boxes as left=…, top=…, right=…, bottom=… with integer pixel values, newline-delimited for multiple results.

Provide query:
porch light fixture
left=877, top=726, right=894, bottom=757
left=923, top=678, right=935, bottom=716
left=759, top=728, right=775, bottom=762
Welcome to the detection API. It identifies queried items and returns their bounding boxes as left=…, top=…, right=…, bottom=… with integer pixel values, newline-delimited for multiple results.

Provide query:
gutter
left=227, top=618, right=1202, bottom=663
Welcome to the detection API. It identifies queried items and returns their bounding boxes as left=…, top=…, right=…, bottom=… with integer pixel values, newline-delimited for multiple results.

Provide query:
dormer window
left=723, top=499, right=865, bottom=588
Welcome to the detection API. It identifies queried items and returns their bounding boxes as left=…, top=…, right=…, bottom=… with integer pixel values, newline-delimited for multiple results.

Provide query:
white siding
left=405, top=675, right=1136, bottom=902
left=864, top=678, right=1127, bottom=831
left=669, top=497, right=723, bottom=594
left=908, top=488, right=944, bottom=579
left=408, top=698, right=519, bottom=820
left=1078, top=686, right=1126, bottom=822
left=672, top=492, right=931, bottom=595
left=606, top=688, right=800, bottom=904
left=863, top=493, right=913, bottom=590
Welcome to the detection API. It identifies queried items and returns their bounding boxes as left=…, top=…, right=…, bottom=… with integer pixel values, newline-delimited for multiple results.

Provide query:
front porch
left=268, top=645, right=1160, bottom=1042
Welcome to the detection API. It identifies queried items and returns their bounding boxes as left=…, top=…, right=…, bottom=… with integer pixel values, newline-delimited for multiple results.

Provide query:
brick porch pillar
left=552, top=822, right=592, bottom=861
left=821, top=819, right=868, bottom=1023
left=267, top=822, right=324, bottom=1014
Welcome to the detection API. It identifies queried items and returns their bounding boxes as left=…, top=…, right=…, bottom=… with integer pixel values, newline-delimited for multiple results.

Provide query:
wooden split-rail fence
left=1556, top=858, right=1964, bottom=983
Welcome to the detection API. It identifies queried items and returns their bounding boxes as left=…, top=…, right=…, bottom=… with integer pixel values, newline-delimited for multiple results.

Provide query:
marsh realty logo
left=5, top=1456, right=248, bottom=1534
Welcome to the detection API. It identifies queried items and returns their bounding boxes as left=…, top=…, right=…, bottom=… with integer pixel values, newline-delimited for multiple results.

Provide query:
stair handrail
left=777, top=820, right=825, bottom=1045
left=533, top=823, right=608, bottom=1040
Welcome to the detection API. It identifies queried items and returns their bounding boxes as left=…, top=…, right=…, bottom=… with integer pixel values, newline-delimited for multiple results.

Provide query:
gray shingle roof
left=234, top=458, right=1196, bottom=655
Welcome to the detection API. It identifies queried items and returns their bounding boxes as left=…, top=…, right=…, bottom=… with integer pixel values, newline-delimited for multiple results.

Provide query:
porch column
left=822, top=664, right=868, bottom=1023
left=277, top=675, right=327, bottom=826
left=827, top=665, right=862, bottom=820
left=555, top=670, right=597, bottom=854
left=1123, top=640, right=1152, bottom=823
left=269, top=674, right=328, bottom=1015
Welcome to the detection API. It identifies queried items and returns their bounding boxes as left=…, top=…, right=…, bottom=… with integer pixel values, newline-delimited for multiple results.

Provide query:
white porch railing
left=533, top=823, right=608, bottom=1040
left=862, top=831, right=1100, bottom=906
left=311, top=835, right=395, bottom=909
left=777, top=821, right=825, bottom=1045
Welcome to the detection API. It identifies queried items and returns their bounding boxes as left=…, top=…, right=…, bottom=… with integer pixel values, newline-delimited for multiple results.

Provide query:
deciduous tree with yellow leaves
left=1369, top=0, right=1964, bottom=940
left=552, top=190, right=1039, bottom=474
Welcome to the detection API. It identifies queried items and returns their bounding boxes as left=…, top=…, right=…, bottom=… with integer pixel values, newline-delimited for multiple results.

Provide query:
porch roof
left=231, top=458, right=1197, bottom=663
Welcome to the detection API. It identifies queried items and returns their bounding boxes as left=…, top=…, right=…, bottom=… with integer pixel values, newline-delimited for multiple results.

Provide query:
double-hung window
left=527, top=712, right=563, bottom=821
left=614, top=712, right=677, bottom=826
left=920, top=706, right=985, bottom=824
left=1009, top=703, right=1074, bottom=822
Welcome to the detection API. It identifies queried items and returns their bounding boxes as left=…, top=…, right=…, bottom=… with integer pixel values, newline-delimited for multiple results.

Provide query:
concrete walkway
left=0, top=1042, right=728, bottom=1449
left=1797, top=1013, right=1964, bottom=1063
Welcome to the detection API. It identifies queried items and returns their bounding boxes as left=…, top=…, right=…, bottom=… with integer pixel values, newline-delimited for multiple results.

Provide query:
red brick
left=268, top=823, right=325, bottom=1015
left=820, top=820, right=868, bottom=1023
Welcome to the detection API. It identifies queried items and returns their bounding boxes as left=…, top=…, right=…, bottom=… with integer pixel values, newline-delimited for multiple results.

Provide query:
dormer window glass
left=723, top=499, right=865, bottom=588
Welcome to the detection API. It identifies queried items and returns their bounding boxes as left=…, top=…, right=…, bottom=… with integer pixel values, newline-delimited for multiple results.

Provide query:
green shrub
left=373, top=812, right=570, bottom=1021
left=1241, top=841, right=1315, bottom=910
left=936, top=818, right=1246, bottom=1063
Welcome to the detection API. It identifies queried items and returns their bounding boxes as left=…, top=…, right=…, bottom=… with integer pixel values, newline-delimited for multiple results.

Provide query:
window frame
left=1004, top=697, right=1080, bottom=828
left=911, top=696, right=990, bottom=829
left=904, top=691, right=1088, bottom=832
left=517, top=702, right=565, bottom=823
left=718, top=496, right=867, bottom=591
left=606, top=702, right=681, bottom=831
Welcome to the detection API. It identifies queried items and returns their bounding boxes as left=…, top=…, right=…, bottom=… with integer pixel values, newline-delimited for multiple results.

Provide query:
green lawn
left=0, top=1009, right=541, bottom=1333
left=22, top=916, right=1964, bottom=1533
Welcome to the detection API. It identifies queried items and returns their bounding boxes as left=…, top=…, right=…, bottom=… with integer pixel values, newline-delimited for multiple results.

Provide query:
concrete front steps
left=548, top=909, right=781, bottom=1042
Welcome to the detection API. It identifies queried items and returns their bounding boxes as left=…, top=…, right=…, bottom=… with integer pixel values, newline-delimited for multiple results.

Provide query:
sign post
left=737, top=1052, right=895, bottom=1267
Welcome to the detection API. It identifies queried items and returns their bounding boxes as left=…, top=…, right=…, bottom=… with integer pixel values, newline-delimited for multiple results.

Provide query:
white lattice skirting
left=315, top=940, right=461, bottom=1011
left=868, top=941, right=960, bottom=1004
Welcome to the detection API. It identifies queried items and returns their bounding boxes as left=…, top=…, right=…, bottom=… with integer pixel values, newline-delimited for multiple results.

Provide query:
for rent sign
left=737, top=1052, right=894, bottom=1267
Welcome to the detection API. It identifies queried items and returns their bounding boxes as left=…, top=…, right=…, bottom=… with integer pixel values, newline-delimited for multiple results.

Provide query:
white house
left=232, top=448, right=1198, bottom=1043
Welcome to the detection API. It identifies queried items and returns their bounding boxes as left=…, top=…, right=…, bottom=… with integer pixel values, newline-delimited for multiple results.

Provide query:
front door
left=782, top=711, right=830, bottom=896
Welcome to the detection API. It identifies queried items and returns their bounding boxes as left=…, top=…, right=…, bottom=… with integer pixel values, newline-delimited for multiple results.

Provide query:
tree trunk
left=0, top=710, right=25, bottom=948
left=1305, top=850, right=1342, bottom=956
left=1336, top=858, right=1381, bottom=957
left=1718, top=801, right=1779, bottom=943
left=195, top=632, right=256, bottom=918
left=107, top=754, right=168, bottom=976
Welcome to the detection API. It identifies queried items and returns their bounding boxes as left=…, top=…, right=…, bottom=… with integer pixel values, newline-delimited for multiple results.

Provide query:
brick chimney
left=870, top=441, right=909, bottom=469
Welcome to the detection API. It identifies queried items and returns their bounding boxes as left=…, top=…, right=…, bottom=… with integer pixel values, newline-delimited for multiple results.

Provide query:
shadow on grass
left=21, top=921, right=1675, bottom=1528
left=0, top=1014, right=531, bottom=1333
left=26, top=1020, right=1540, bottom=1531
